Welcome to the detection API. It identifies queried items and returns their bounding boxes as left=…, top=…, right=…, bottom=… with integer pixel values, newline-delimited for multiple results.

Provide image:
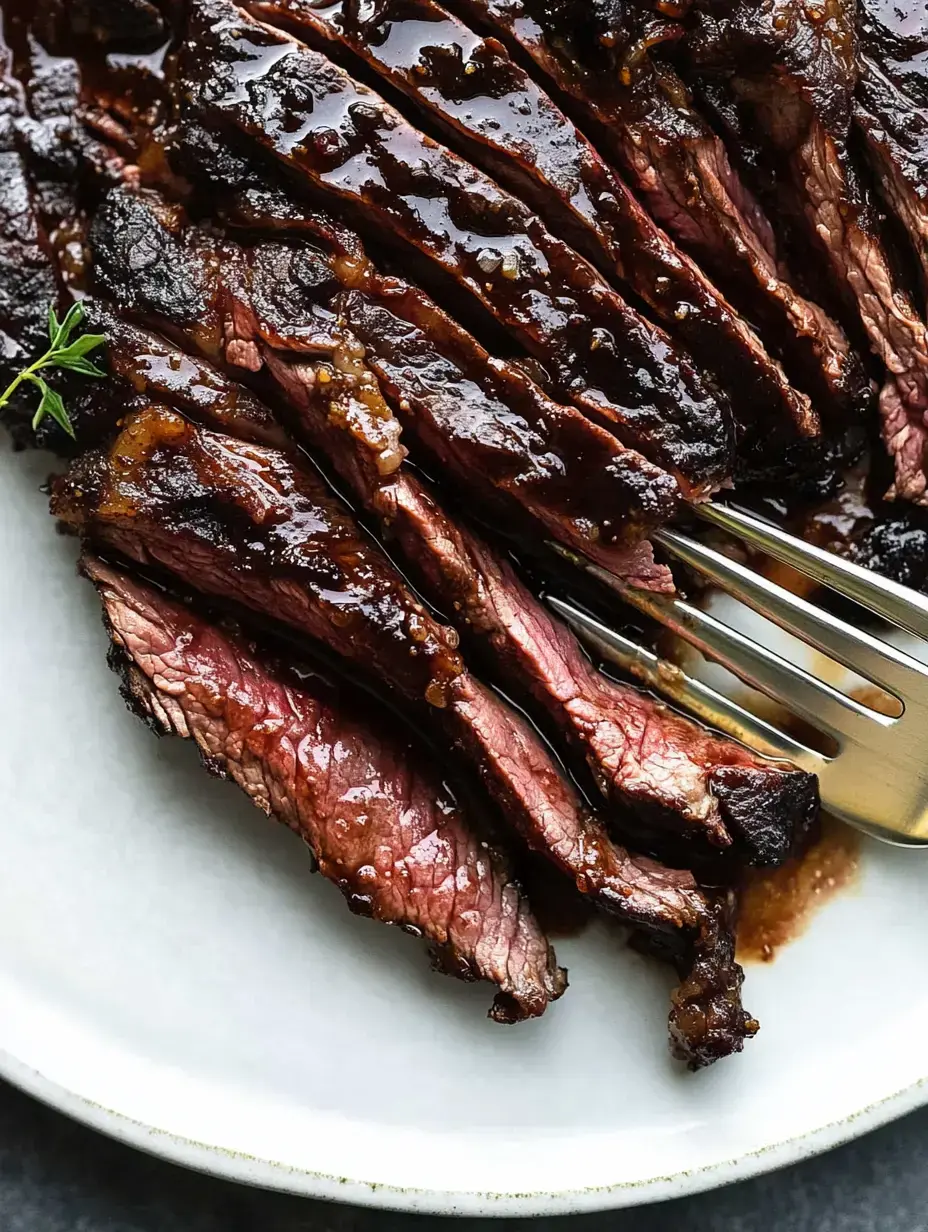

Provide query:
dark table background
left=2, top=1081, right=926, bottom=1232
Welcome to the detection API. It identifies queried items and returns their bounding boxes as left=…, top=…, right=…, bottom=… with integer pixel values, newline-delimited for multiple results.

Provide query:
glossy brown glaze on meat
left=241, top=0, right=826, bottom=483
left=89, top=183, right=680, bottom=578
left=683, top=0, right=928, bottom=506
left=174, top=0, right=735, bottom=497
left=450, top=0, right=873, bottom=463
left=82, top=175, right=816, bottom=869
left=85, top=554, right=567, bottom=1023
left=60, top=302, right=292, bottom=450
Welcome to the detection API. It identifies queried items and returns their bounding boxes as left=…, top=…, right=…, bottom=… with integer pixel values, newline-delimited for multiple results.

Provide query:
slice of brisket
left=83, top=554, right=566, bottom=1023
left=682, top=0, right=928, bottom=506
left=173, top=0, right=735, bottom=497
left=242, top=0, right=822, bottom=480
left=53, top=405, right=758, bottom=1063
left=449, top=0, right=872, bottom=452
left=89, top=184, right=679, bottom=581
left=375, top=474, right=819, bottom=867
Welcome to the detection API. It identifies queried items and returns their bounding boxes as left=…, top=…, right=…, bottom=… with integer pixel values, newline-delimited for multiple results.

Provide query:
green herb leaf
left=0, top=300, right=105, bottom=440
left=32, top=381, right=75, bottom=438
left=54, top=355, right=106, bottom=378
left=53, top=333, right=106, bottom=363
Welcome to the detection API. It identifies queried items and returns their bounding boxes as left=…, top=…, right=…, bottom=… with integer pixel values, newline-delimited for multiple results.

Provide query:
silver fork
left=548, top=502, right=928, bottom=847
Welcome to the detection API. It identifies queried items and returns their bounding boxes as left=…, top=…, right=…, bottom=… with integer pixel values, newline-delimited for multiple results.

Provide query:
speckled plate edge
left=1, top=1048, right=925, bottom=1217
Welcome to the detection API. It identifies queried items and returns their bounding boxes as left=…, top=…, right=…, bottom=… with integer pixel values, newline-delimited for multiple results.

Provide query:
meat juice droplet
left=736, top=817, right=860, bottom=963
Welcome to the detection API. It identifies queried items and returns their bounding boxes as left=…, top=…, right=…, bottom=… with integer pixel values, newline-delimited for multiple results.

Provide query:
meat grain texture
left=20, top=0, right=928, bottom=1068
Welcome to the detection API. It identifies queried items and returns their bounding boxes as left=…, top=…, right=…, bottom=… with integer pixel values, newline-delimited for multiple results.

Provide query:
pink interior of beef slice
left=82, top=554, right=566, bottom=1023
left=377, top=474, right=820, bottom=868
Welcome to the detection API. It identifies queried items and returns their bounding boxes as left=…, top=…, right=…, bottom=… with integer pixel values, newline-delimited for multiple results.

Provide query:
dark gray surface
left=1, top=1081, right=926, bottom=1231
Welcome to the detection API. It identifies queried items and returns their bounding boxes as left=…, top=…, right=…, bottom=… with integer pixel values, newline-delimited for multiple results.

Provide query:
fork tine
left=546, top=595, right=823, bottom=766
left=555, top=554, right=886, bottom=744
left=654, top=527, right=928, bottom=700
left=696, top=502, right=928, bottom=638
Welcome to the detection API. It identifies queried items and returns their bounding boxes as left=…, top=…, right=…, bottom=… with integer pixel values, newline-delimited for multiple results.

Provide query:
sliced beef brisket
left=54, top=406, right=758, bottom=1065
left=84, top=555, right=565, bottom=1023
left=449, top=0, right=872, bottom=453
left=173, top=0, right=734, bottom=496
left=682, top=0, right=928, bottom=506
left=90, top=184, right=679, bottom=581
left=86, top=185, right=816, bottom=865
left=375, top=474, right=819, bottom=867
left=242, top=0, right=822, bottom=479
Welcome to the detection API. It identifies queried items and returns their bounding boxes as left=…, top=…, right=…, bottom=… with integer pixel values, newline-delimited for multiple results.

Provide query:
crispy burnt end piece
left=449, top=0, right=873, bottom=463
left=643, top=889, right=758, bottom=1069
left=855, top=1, right=928, bottom=294
left=173, top=0, right=734, bottom=498
left=53, top=407, right=756, bottom=1061
left=89, top=184, right=679, bottom=585
left=84, top=555, right=566, bottom=1023
left=682, top=0, right=928, bottom=507
left=242, top=0, right=821, bottom=482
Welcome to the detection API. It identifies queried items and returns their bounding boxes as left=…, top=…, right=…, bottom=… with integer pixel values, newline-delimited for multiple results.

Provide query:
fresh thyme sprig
left=0, top=302, right=106, bottom=439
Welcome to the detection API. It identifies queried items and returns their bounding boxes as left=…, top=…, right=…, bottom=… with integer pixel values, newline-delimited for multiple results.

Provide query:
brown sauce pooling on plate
left=737, top=817, right=860, bottom=963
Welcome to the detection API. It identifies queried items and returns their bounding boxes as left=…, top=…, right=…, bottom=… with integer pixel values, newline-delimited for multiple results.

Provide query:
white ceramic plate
left=3, top=445, right=928, bottom=1218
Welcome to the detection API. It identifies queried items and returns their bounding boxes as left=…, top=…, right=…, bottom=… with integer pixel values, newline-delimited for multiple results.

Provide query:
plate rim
left=2, top=1046, right=925, bottom=1217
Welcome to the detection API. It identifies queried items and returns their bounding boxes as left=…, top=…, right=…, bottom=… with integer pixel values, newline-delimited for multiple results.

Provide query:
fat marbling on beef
left=84, top=554, right=566, bottom=1023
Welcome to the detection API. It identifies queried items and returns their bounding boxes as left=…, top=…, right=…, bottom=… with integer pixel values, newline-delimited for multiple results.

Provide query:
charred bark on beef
left=172, top=0, right=735, bottom=497
left=241, top=0, right=825, bottom=482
